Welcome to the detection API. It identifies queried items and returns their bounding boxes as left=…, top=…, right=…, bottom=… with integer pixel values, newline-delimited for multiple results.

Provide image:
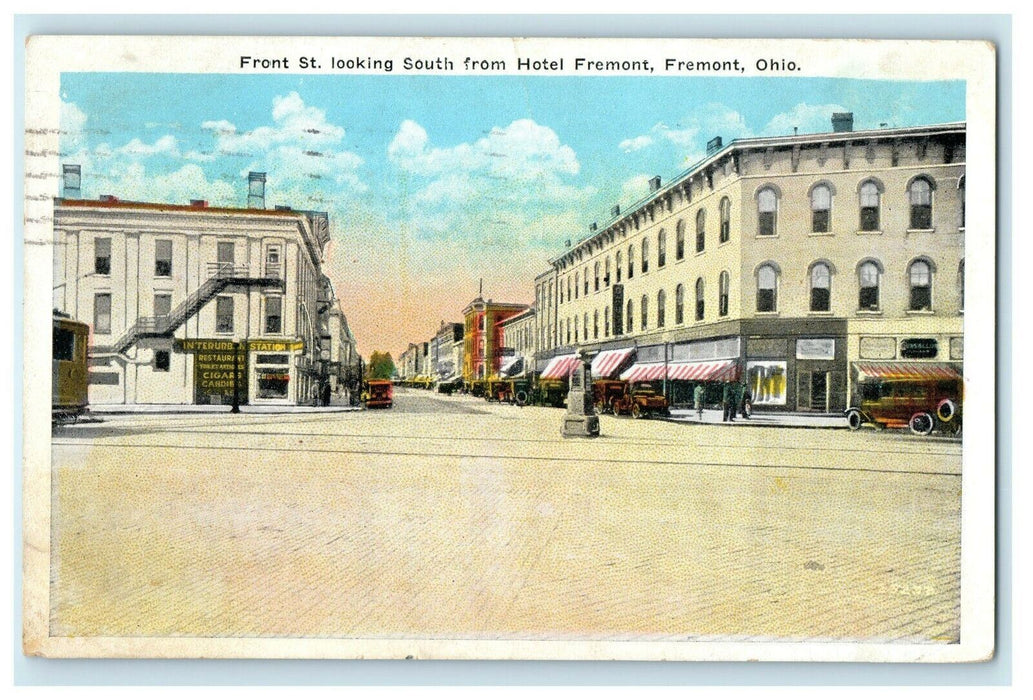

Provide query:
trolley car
left=52, top=312, right=90, bottom=423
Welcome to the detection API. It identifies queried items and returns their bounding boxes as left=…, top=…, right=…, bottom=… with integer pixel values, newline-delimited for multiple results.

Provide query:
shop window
left=94, top=238, right=111, bottom=275
left=696, top=208, right=706, bottom=252
left=94, top=293, right=111, bottom=334
left=756, top=265, right=778, bottom=313
left=909, top=176, right=934, bottom=229
left=720, top=197, right=731, bottom=243
left=719, top=271, right=730, bottom=317
left=859, top=261, right=881, bottom=310
left=811, top=184, right=831, bottom=233
left=657, top=290, right=666, bottom=328
left=155, top=239, right=173, bottom=277
left=810, top=262, right=831, bottom=312
left=675, top=284, right=685, bottom=325
left=758, top=187, right=778, bottom=236
left=909, top=259, right=933, bottom=311
left=216, top=295, right=234, bottom=333
left=265, top=295, right=283, bottom=334
left=154, top=350, right=171, bottom=372
left=859, top=181, right=881, bottom=231
left=695, top=277, right=705, bottom=320
left=676, top=220, right=686, bottom=260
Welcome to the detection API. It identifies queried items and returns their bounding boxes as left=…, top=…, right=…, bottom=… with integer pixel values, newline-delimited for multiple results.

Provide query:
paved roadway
left=49, top=386, right=962, bottom=644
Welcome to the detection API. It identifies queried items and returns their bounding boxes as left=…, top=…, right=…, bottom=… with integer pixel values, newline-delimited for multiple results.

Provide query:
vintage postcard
left=22, top=35, right=996, bottom=661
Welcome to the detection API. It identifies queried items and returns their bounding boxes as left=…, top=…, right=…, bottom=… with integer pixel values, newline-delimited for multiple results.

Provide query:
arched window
left=909, top=176, right=934, bottom=229
left=959, top=259, right=965, bottom=312
left=719, top=271, right=730, bottom=317
left=959, top=175, right=966, bottom=228
left=658, top=230, right=667, bottom=268
left=810, top=262, right=831, bottom=312
left=641, top=239, right=650, bottom=274
left=584, top=312, right=589, bottom=340
left=757, top=264, right=778, bottom=312
left=719, top=197, right=731, bottom=243
left=565, top=318, right=571, bottom=345
left=860, top=180, right=881, bottom=231
left=627, top=244, right=635, bottom=280
left=594, top=261, right=600, bottom=292
left=616, top=251, right=623, bottom=283
left=566, top=275, right=571, bottom=302
left=605, top=256, right=611, bottom=287
left=604, top=306, right=611, bottom=336
left=909, top=259, right=933, bottom=311
left=695, top=277, right=705, bottom=321
left=858, top=261, right=881, bottom=310
left=657, top=289, right=666, bottom=328
left=758, top=187, right=778, bottom=236
left=574, top=272, right=579, bottom=299
left=675, top=283, right=685, bottom=325
left=640, top=294, right=649, bottom=331
left=626, top=298, right=634, bottom=333
left=676, top=220, right=686, bottom=260
left=573, top=315, right=579, bottom=343
left=583, top=266, right=590, bottom=295
left=593, top=310, right=599, bottom=339
left=811, top=184, right=831, bottom=233
left=696, top=208, right=706, bottom=252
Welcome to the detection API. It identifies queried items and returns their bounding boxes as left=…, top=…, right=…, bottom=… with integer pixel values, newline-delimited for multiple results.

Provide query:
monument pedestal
left=561, top=354, right=600, bottom=438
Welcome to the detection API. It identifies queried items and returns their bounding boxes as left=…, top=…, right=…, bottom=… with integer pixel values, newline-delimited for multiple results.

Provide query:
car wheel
left=611, top=401, right=621, bottom=416
left=846, top=410, right=863, bottom=431
left=937, top=398, right=958, bottom=423
left=631, top=404, right=642, bottom=419
left=909, top=412, right=934, bottom=436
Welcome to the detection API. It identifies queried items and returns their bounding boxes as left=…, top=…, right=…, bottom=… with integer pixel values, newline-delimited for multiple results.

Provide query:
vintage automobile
left=486, top=378, right=533, bottom=406
left=532, top=378, right=568, bottom=408
left=362, top=379, right=394, bottom=409
left=596, top=380, right=670, bottom=419
left=436, top=378, right=463, bottom=395
left=845, top=372, right=962, bottom=436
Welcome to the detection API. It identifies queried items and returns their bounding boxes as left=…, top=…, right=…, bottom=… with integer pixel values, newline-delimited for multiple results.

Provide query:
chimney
left=648, top=175, right=662, bottom=192
left=610, top=204, right=621, bottom=218
left=706, top=136, right=723, bottom=155
left=247, top=171, right=267, bottom=209
left=189, top=199, right=208, bottom=208
left=589, top=222, right=597, bottom=232
left=62, top=164, right=81, bottom=199
left=832, top=112, right=854, bottom=133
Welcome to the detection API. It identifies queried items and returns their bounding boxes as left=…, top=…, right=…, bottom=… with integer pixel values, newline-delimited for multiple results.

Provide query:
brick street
left=49, top=388, right=962, bottom=643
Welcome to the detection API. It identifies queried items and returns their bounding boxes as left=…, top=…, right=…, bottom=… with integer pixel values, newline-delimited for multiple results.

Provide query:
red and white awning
left=621, top=359, right=739, bottom=383
left=590, top=348, right=635, bottom=379
left=539, top=354, right=579, bottom=380
left=854, top=362, right=962, bottom=381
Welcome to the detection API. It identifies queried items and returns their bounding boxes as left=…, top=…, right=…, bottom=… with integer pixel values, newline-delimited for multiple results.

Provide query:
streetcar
left=52, top=312, right=90, bottom=423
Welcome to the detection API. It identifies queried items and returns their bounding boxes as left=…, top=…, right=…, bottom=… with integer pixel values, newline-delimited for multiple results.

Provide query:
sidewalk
left=88, top=403, right=361, bottom=415
left=666, top=407, right=847, bottom=429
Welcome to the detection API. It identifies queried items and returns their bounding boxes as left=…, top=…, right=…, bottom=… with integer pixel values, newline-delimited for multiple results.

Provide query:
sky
left=59, top=73, right=965, bottom=358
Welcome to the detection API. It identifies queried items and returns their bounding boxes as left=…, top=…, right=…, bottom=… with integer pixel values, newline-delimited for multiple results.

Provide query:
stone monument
left=561, top=350, right=600, bottom=438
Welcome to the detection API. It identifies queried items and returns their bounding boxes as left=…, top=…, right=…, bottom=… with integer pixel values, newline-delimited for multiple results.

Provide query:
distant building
left=535, top=116, right=965, bottom=411
left=461, top=297, right=529, bottom=382
left=497, top=307, right=536, bottom=379
left=52, top=168, right=354, bottom=407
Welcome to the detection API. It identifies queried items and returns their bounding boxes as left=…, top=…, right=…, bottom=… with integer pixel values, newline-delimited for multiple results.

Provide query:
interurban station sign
left=174, top=338, right=304, bottom=403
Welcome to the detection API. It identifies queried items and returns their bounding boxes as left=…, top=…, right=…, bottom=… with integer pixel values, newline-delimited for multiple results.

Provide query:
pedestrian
left=693, top=383, right=705, bottom=421
left=740, top=381, right=752, bottom=419
left=722, top=381, right=735, bottom=422
left=321, top=381, right=332, bottom=407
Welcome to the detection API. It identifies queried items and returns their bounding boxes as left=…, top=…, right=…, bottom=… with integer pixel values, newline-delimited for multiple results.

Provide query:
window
left=216, top=295, right=234, bottom=333
left=265, top=295, right=283, bottom=334
left=559, top=280, right=564, bottom=304
left=217, top=241, right=235, bottom=267
left=265, top=245, right=281, bottom=276
left=757, top=265, right=778, bottom=312
left=155, top=239, right=173, bottom=277
left=640, top=295, right=648, bottom=330
left=909, top=177, right=934, bottom=229
left=594, top=261, right=600, bottom=292
left=567, top=275, right=571, bottom=302
left=859, top=261, right=881, bottom=310
left=574, top=316, right=579, bottom=343
left=959, top=259, right=965, bottom=311
left=810, top=263, right=831, bottom=312
left=94, top=293, right=111, bottom=334
left=605, top=257, right=611, bottom=287
left=94, top=238, right=111, bottom=275
left=675, top=284, right=685, bottom=324
left=583, top=267, right=589, bottom=295
left=574, top=272, right=579, bottom=299
left=860, top=181, right=881, bottom=231
left=593, top=310, right=599, bottom=339
left=658, top=230, right=666, bottom=268
left=54, top=326, right=75, bottom=361
left=566, top=319, right=571, bottom=344
left=616, top=251, right=623, bottom=283
left=909, top=260, right=933, bottom=311
left=719, top=271, right=730, bottom=317
left=626, top=299, right=634, bottom=333
left=154, top=350, right=171, bottom=372
left=719, top=197, right=731, bottom=243
left=627, top=245, right=635, bottom=279
left=959, top=175, right=966, bottom=228
left=676, top=220, right=686, bottom=260
left=695, top=277, right=705, bottom=320
left=758, top=187, right=778, bottom=236
left=604, top=306, right=611, bottom=336
left=641, top=239, right=649, bottom=274
left=696, top=209, right=706, bottom=252
left=657, top=290, right=666, bottom=328
left=154, top=293, right=172, bottom=319
left=584, top=313, right=589, bottom=341
left=811, top=184, right=831, bottom=233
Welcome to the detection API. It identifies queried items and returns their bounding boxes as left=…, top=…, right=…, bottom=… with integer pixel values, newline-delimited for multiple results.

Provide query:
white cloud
left=762, top=103, right=848, bottom=136
left=618, top=135, right=653, bottom=153
left=116, top=135, right=180, bottom=158
left=620, top=174, right=654, bottom=203
left=101, top=163, right=236, bottom=205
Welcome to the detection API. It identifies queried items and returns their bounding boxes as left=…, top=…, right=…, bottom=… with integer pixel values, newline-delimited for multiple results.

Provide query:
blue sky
left=60, top=73, right=965, bottom=354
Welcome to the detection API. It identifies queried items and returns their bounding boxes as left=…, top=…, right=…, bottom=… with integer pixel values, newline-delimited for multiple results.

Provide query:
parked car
left=437, top=378, right=463, bottom=395
left=601, top=381, right=670, bottom=419
left=362, top=379, right=394, bottom=409
left=845, top=376, right=962, bottom=436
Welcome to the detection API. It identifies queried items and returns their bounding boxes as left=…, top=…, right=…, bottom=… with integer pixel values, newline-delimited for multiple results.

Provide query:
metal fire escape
left=100, top=263, right=285, bottom=356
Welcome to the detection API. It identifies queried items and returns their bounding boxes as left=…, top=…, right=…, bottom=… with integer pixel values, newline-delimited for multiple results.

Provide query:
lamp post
left=231, top=339, right=241, bottom=413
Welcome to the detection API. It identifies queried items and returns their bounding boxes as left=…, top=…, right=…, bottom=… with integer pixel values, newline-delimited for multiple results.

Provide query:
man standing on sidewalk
left=722, top=381, right=735, bottom=422
left=694, top=383, right=705, bottom=421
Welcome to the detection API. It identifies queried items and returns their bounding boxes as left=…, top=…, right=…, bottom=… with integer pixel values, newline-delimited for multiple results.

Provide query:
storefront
left=175, top=338, right=305, bottom=406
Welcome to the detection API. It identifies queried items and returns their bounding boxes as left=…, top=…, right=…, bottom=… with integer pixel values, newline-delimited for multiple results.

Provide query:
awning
left=540, top=354, right=579, bottom=380
left=854, top=362, right=962, bottom=381
left=621, top=359, right=739, bottom=383
left=499, top=356, right=524, bottom=377
left=590, top=348, right=635, bottom=379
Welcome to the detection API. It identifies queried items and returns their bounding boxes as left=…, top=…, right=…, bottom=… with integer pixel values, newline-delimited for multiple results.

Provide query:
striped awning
left=590, top=348, right=635, bottom=379
left=855, top=362, right=962, bottom=381
left=621, top=359, right=739, bottom=383
left=539, top=353, right=579, bottom=380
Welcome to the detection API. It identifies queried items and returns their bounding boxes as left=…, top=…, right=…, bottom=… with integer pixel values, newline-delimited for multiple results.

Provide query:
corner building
left=536, top=117, right=965, bottom=412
